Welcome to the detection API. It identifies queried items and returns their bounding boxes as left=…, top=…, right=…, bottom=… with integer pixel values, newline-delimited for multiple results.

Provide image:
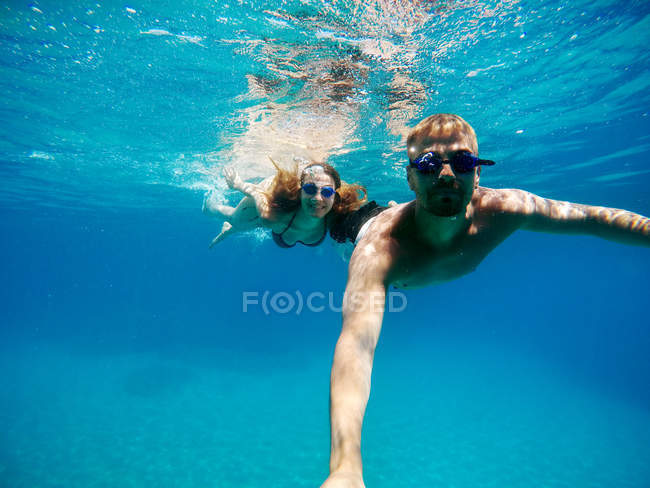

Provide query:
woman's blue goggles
left=410, top=151, right=495, bottom=174
left=302, top=183, right=336, bottom=199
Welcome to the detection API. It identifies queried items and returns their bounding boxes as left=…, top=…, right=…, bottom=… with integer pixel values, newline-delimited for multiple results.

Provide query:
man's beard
left=423, top=184, right=467, bottom=217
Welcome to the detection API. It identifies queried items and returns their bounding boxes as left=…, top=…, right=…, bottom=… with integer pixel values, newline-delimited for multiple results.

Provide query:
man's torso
left=357, top=188, right=526, bottom=289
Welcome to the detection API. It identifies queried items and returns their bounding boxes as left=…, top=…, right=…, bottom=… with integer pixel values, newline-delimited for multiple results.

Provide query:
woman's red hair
left=265, top=159, right=367, bottom=218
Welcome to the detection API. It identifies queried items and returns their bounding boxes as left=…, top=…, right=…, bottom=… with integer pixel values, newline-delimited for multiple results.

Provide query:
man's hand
left=320, top=471, right=365, bottom=488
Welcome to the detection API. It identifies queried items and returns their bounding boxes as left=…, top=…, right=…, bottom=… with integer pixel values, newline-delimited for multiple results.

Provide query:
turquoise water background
left=1, top=1, right=650, bottom=486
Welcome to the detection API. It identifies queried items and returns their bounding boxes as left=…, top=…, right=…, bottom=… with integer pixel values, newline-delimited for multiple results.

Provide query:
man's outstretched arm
left=500, top=189, right=650, bottom=246
left=321, top=241, right=392, bottom=488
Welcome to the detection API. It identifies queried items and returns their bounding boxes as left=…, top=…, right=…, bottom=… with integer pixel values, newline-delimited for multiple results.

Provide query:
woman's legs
left=203, top=191, right=238, bottom=218
left=206, top=195, right=261, bottom=247
left=209, top=222, right=234, bottom=248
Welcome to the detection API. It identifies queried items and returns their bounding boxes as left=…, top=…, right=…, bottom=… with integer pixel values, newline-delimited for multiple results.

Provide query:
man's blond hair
left=407, top=114, right=479, bottom=157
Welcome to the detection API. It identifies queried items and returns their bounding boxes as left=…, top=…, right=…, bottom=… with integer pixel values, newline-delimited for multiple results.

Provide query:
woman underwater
left=203, top=160, right=387, bottom=249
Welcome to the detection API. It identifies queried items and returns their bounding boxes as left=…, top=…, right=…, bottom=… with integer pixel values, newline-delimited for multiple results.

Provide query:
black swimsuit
left=328, top=201, right=388, bottom=244
left=272, top=212, right=328, bottom=248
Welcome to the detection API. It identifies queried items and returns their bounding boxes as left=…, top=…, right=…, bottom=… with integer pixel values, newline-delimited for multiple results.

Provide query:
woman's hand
left=320, top=472, right=365, bottom=488
left=223, top=166, right=244, bottom=191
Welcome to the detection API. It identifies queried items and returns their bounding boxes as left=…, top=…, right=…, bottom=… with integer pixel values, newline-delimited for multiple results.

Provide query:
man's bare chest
left=388, top=228, right=508, bottom=289
left=390, top=250, right=481, bottom=288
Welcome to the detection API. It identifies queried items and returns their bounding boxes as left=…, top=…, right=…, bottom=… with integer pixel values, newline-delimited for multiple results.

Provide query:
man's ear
left=407, top=167, right=415, bottom=191
left=474, top=167, right=481, bottom=189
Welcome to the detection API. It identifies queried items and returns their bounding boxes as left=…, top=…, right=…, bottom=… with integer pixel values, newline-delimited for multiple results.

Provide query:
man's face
left=407, top=128, right=479, bottom=217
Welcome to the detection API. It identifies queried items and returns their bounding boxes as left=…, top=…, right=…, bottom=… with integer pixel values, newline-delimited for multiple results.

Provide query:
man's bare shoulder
left=348, top=202, right=413, bottom=276
left=363, top=202, right=413, bottom=245
left=475, top=186, right=536, bottom=215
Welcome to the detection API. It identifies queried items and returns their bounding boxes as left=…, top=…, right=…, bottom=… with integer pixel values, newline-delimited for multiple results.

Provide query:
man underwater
left=320, top=113, right=650, bottom=488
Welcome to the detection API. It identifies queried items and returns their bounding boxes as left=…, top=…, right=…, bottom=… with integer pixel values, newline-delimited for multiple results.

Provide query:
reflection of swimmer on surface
left=203, top=161, right=368, bottom=248
left=320, top=113, right=650, bottom=488
left=222, top=29, right=428, bottom=177
left=221, top=49, right=371, bottom=178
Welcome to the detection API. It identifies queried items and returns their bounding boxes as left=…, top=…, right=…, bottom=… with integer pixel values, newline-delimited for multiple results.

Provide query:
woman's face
left=300, top=169, right=337, bottom=219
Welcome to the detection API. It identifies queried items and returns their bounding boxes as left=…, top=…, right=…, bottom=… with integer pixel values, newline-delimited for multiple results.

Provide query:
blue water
left=2, top=1, right=650, bottom=487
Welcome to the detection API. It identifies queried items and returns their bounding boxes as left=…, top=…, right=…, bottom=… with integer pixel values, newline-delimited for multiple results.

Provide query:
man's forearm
left=521, top=193, right=650, bottom=246
left=328, top=331, right=375, bottom=475
left=585, top=206, right=650, bottom=246
left=327, top=244, right=389, bottom=481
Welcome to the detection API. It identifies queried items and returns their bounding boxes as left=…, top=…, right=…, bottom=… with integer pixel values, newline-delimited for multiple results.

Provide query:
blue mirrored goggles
left=409, top=151, right=495, bottom=174
left=301, top=183, right=336, bottom=199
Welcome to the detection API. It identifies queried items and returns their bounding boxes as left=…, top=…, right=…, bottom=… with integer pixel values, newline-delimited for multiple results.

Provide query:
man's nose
left=438, top=163, right=456, bottom=181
